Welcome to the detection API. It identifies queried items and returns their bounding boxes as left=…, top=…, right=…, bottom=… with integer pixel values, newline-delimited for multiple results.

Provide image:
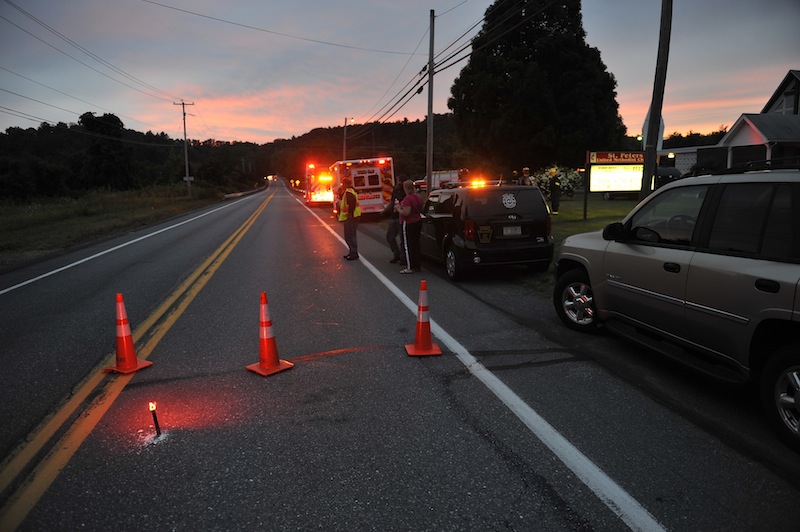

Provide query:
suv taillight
left=464, top=219, right=476, bottom=241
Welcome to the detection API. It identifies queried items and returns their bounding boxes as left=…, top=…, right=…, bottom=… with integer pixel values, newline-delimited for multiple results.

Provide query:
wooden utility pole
left=174, top=100, right=194, bottom=196
left=641, top=0, right=672, bottom=200
left=426, top=9, right=435, bottom=190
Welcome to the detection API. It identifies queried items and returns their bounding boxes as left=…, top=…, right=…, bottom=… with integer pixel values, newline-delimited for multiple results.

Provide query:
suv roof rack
left=715, top=157, right=800, bottom=175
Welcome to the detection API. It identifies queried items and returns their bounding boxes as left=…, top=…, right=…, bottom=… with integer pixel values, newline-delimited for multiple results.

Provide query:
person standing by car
left=549, top=168, right=561, bottom=214
left=517, top=167, right=533, bottom=185
left=384, top=178, right=407, bottom=263
left=338, top=177, right=361, bottom=260
left=396, top=179, right=423, bottom=273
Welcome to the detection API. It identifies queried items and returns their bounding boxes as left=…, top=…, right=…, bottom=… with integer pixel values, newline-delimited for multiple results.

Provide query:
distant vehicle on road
left=304, top=163, right=334, bottom=205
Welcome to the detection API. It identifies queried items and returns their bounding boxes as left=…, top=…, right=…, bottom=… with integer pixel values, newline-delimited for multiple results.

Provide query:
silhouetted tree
left=78, top=112, right=133, bottom=189
left=448, top=0, right=626, bottom=173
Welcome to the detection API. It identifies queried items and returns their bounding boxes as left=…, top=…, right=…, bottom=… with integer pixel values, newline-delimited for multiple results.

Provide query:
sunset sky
left=1, top=0, right=797, bottom=145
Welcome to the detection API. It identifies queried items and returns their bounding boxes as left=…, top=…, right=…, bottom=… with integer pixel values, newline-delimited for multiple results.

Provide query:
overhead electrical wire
left=141, top=0, right=421, bottom=57
left=2, top=0, right=181, bottom=103
left=0, top=66, right=161, bottom=130
left=348, top=0, right=560, bottom=141
left=346, top=1, right=491, bottom=140
left=0, top=14, right=176, bottom=104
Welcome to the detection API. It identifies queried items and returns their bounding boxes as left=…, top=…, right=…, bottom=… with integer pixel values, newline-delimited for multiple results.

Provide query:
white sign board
left=589, top=164, right=644, bottom=192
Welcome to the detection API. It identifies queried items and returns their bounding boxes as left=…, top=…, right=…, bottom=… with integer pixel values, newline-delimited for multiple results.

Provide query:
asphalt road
left=1, top=181, right=798, bottom=531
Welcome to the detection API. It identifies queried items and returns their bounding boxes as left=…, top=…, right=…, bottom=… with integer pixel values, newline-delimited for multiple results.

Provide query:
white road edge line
left=298, top=188, right=666, bottom=532
left=0, top=196, right=257, bottom=297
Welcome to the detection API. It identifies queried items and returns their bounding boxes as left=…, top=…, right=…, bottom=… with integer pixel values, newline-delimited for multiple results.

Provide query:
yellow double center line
left=0, top=190, right=274, bottom=529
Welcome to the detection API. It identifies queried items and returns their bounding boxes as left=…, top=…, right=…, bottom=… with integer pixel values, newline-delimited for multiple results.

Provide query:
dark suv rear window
left=463, top=188, right=546, bottom=216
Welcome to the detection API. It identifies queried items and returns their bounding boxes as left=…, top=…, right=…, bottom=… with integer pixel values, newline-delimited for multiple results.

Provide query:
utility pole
left=342, top=117, right=353, bottom=160
left=641, top=0, right=672, bottom=200
left=426, top=9, right=435, bottom=191
left=174, top=100, right=194, bottom=196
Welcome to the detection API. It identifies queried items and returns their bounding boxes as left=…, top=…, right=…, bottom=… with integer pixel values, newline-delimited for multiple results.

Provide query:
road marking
left=298, top=191, right=667, bottom=532
left=0, top=191, right=275, bottom=530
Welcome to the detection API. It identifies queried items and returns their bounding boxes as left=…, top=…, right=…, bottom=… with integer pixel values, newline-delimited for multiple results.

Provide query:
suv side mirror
left=602, top=222, right=627, bottom=242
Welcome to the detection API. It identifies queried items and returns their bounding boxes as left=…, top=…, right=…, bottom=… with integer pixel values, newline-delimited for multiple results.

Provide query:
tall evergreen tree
left=448, top=0, right=626, bottom=173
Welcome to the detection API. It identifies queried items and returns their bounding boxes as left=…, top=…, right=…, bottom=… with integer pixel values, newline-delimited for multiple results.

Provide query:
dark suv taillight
left=464, top=218, right=476, bottom=240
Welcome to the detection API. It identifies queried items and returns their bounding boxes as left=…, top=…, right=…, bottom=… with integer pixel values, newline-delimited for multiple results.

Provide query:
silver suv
left=553, top=169, right=800, bottom=451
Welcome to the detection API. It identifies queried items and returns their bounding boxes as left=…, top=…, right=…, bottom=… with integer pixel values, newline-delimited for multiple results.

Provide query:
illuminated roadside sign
left=587, top=151, right=646, bottom=193
left=589, top=164, right=644, bottom=192
left=588, top=151, right=645, bottom=164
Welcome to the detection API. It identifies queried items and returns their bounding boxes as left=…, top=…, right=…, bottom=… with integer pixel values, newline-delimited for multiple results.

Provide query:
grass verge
left=523, top=192, right=639, bottom=297
left=0, top=188, right=220, bottom=270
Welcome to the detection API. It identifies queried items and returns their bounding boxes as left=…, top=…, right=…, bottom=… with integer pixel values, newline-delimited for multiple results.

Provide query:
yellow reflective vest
left=338, top=187, right=361, bottom=221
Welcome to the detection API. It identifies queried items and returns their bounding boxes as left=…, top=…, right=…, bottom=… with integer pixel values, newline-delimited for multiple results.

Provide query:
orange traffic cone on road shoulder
left=246, top=292, right=294, bottom=376
left=103, top=293, right=153, bottom=374
left=406, top=280, right=442, bottom=356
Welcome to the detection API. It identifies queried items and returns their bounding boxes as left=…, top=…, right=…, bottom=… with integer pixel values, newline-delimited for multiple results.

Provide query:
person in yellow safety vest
left=338, top=177, right=361, bottom=260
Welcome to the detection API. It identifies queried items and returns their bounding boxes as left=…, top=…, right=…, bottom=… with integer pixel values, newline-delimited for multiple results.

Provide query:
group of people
left=337, top=176, right=423, bottom=274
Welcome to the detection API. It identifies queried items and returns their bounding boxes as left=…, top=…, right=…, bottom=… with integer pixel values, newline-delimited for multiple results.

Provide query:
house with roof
left=664, top=70, right=800, bottom=175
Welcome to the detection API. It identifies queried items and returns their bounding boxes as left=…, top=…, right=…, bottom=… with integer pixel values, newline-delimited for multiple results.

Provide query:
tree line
left=0, top=0, right=727, bottom=201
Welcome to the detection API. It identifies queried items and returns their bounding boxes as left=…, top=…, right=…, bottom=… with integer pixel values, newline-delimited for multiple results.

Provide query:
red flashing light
left=307, top=163, right=315, bottom=169
left=378, top=159, right=386, bottom=165
left=464, top=219, right=476, bottom=241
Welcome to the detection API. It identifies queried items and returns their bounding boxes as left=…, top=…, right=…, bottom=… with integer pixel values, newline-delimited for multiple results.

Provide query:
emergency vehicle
left=329, top=157, right=395, bottom=215
left=304, top=163, right=334, bottom=205
left=418, top=168, right=471, bottom=191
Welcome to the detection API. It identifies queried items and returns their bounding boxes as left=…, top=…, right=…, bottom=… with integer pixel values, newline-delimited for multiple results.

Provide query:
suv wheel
left=445, top=245, right=464, bottom=281
left=553, top=269, right=599, bottom=333
left=760, top=345, right=800, bottom=451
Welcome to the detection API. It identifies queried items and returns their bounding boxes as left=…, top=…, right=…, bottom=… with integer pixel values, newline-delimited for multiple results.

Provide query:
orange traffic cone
left=103, top=293, right=153, bottom=374
left=406, top=280, right=442, bottom=356
left=246, top=292, right=294, bottom=376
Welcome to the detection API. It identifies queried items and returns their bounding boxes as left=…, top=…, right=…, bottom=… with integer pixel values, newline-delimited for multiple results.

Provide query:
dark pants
left=344, top=217, right=359, bottom=256
left=551, top=188, right=561, bottom=212
left=402, top=220, right=422, bottom=270
left=386, top=218, right=403, bottom=259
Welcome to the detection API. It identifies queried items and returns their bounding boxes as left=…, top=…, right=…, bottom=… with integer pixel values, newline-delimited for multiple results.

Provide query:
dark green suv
left=420, top=184, right=553, bottom=280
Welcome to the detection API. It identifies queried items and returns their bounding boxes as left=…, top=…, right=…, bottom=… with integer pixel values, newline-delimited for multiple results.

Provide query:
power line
left=3, top=0, right=181, bottom=102
left=0, top=87, right=80, bottom=117
left=0, top=14, right=175, bottom=103
left=141, top=0, right=421, bottom=56
left=0, top=66, right=162, bottom=131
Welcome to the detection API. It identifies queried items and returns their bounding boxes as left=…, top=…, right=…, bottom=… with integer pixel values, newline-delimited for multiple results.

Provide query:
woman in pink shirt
left=395, top=179, right=424, bottom=273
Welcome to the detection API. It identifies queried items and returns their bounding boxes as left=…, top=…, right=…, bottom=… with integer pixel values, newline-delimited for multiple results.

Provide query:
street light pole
left=342, top=117, right=353, bottom=160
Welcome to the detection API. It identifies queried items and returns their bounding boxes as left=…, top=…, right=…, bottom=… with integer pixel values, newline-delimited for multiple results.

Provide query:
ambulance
left=304, top=163, right=335, bottom=205
left=329, top=157, right=395, bottom=215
